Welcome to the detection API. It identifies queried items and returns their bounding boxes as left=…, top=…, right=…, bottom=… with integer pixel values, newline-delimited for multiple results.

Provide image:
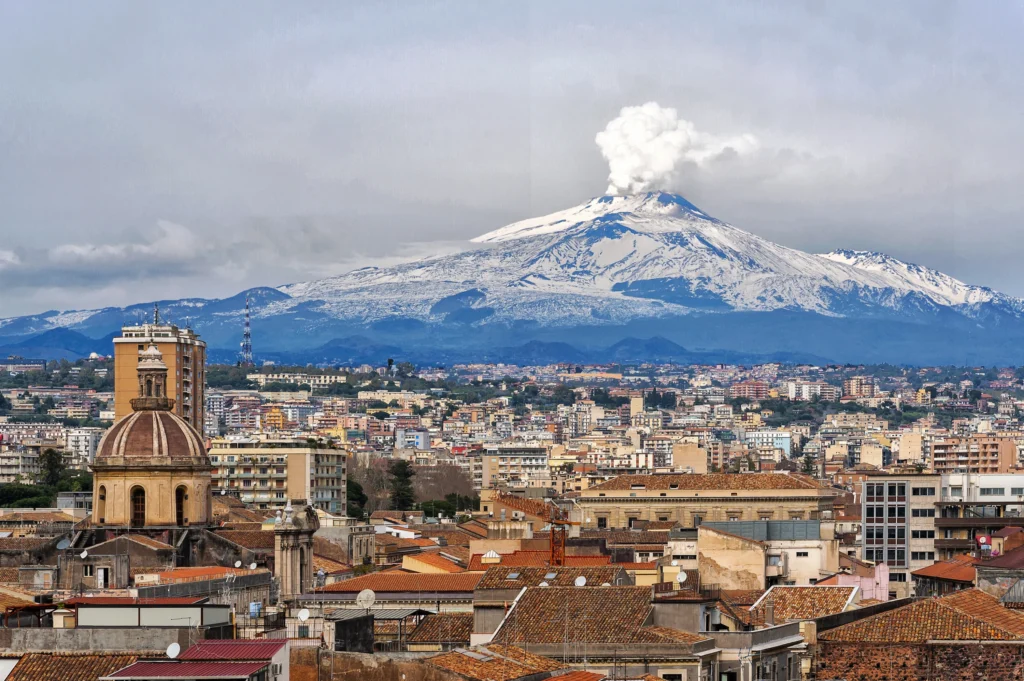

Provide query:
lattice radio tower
left=239, top=296, right=254, bottom=367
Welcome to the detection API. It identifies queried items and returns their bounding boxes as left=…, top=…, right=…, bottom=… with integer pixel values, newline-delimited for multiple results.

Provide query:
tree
left=371, top=411, right=390, bottom=421
left=551, top=384, right=576, bottom=406
left=40, top=448, right=66, bottom=486
left=388, top=459, right=416, bottom=510
left=346, top=479, right=368, bottom=519
left=801, top=454, right=817, bottom=477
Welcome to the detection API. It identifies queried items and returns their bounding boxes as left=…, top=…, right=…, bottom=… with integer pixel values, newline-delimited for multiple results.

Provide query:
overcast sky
left=2, top=1, right=1023, bottom=316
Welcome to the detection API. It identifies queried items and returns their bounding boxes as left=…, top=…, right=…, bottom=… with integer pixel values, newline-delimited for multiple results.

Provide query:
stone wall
left=290, top=648, right=464, bottom=681
left=817, top=641, right=1024, bottom=680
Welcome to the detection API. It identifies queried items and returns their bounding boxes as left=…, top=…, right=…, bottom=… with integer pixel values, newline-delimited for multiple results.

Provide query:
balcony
left=935, top=517, right=1024, bottom=528
left=935, top=538, right=975, bottom=550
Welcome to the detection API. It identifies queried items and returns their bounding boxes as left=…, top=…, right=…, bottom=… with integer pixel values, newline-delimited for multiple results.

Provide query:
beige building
left=93, top=344, right=213, bottom=529
left=577, top=473, right=837, bottom=530
left=208, top=438, right=347, bottom=515
left=672, top=442, right=709, bottom=474
left=930, top=435, right=1017, bottom=474
left=114, top=315, right=206, bottom=430
left=480, top=444, right=549, bottom=490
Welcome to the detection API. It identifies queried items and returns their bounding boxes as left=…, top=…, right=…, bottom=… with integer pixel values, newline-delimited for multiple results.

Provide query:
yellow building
left=208, top=438, right=347, bottom=514
left=114, top=311, right=206, bottom=431
left=92, top=344, right=213, bottom=528
left=577, top=473, right=836, bottom=530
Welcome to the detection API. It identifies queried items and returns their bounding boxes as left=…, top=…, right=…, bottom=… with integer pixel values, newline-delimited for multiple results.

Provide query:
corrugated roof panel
left=105, top=661, right=268, bottom=679
left=178, top=640, right=287, bottom=661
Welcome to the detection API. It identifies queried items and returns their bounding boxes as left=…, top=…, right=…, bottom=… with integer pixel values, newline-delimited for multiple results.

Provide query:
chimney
left=765, top=602, right=775, bottom=626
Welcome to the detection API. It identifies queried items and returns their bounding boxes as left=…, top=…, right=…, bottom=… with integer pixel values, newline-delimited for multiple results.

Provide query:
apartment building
left=577, top=473, right=837, bottom=530
left=843, top=376, right=877, bottom=398
left=930, top=435, right=1017, bottom=474
left=744, top=428, right=793, bottom=455
left=860, top=473, right=941, bottom=599
left=931, top=473, right=1024, bottom=560
left=65, top=427, right=104, bottom=469
left=479, top=444, right=550, bottom=490
left=208, top=438, right=347, bottom=514
left=0, top=448, right=39, bottom=483
left=114, top=319, right=206, bottom=429
left=729, top=380, right=770, bottom=400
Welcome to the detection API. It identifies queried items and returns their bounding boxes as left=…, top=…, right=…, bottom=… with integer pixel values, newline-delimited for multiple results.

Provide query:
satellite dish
left=56, top=539, right=71, bottom=550
left=601, top=582, right=611, bottom=587
left=79, top=550, right=88, bottom=559
left=574, top=576, right=587, bottom=587
left=318, top=569, right=325, bottom=577
left=355, top=589, right=376, bottom=609
left=249, top=563, right=257, bottom=570
left=234, top=561, right=242, bottom=568
left=676, top=571, right=688, bottom=583
left=298, top=608, right=310, bottom=622
left=670, top=560, right=678, bottom=567
left=166, top=642, right=181, bottom=659
left=539, top=581, right=549, bottom=587
left=220, top=489, right=226, bottom=495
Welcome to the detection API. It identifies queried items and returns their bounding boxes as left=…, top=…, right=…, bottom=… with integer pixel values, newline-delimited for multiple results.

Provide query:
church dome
left=95, top=408, right=209, bottom=467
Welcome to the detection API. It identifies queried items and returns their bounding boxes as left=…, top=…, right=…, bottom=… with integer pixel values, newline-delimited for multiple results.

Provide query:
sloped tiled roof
left=0, top=538, right=50, bottom=551
left=316, top=572, right=482, bottom=593
left=407, top=612, right=473, bottom=643
left=467, top=550, right=611, bottom=572
left=8, top=653, right=138, bottom=681
left=580, top=530, right=671, bottom=546
left=591, top=473, right=818, bottom=491
left=405, top=552, right=465, bottom=573
left=476, top=566, right=627, bottom=590
left=0, top=567, right=20, bottom=583
left=749, top=586, right=858, bottom=624
left=911, top=555, right=978, bottom=583
left=428, top=645, right=563, bottom=681
left=313, top=537, right=348, bottom=564
left=493, top=586, right=653, bottom=644
left=0, top=511, right=76, bottom=523
left=492, top=493, right=554, bottom=521
left=214, top=530, right=274, bottom=550
left=820, top=589, right=1024, bottom=642
left=632, top=626, right=707, bottom=643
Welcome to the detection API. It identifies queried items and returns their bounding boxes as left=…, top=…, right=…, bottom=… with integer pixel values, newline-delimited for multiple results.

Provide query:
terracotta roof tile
left=911, top=555, right=978, bottom=583
left=492, top=493, right=555, bottom=521
left=749, top=586, right=858, bottom=624
left=590, top=473, right=819, bottom=491
left=0, top=567, right=20, bottom=583
left=407, top=613, right=473, bottom=643
left=215, top=530, right=274, bottom=550
left=316, top=572, right=482, bottom=593
left=429, top=645, right=563, bottom=681
left=821, top=589, right=1024, bottom=642
left=404, top=552, right=465, bottom=573
left=0, top=538, right=50, bottom=551
left=467, top=550, right=611, bottom=571
left=0, top=511, right=76, bottom=523
left=493, top=586, right=653, bottom=644
left=476, top=566, right=628, bottom=590
left=632, top=626, right=707, bottom=644
left=8, top=653, right=138, bottom=681
left=313, top=537, right=348, bottom=564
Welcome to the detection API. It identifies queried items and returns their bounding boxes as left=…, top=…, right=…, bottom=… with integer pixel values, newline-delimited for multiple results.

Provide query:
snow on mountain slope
left=817, top=249, right=1012, bottom=308
left=276, top=191, right=1024, bottom=325
left=4, top=191, right=1022, bottom=340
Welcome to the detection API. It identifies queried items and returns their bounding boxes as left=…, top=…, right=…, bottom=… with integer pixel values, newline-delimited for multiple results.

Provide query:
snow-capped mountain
left=275, top=191, right=1024, bottom=324
left=3, top=191, right=1024, bottom=364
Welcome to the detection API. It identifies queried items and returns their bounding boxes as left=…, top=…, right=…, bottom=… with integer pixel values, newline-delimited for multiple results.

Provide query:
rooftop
left=178, top=640, right=287, bottom=661
left=467, top=550, right=611, bottom=571
left=315, top=572, right=482, bottom=594
left=8, top=653, right=138, bottom=681
left=493, top=586, right=655, bottom=644
left=820, top=589, right=1024, bottom=643
left=428, top=645, right=564, bottom=681
left=476, top=566, right=629, bottom=590
left=911, top=555, right=979, bottom=583
left=589, top=473, right=820, bottom=492
left=103, top=661, right=268, bottom=680
left=407, top=612, right=473, bottom=643
left=749, top=586, right=858, bottom=624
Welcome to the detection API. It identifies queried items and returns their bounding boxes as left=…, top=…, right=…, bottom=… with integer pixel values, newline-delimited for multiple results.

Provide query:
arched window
left=96, top=485, right=107, bottom=524
left=145, top=378, right=153, bottom=397
left=175, top=486, right=187, bottom=526
left=130, top=487, right=146, bottom=528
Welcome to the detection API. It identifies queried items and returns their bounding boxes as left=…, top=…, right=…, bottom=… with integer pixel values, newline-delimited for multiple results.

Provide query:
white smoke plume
left=595, top=102, right=759, bottom=195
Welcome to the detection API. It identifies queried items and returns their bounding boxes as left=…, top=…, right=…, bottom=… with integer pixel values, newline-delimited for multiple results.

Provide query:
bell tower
left=134, top=343, right=173, bottom=411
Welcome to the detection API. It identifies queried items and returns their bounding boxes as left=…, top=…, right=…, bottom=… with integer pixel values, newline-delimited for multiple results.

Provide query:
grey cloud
left=1, top=1, right=1023, bottom=315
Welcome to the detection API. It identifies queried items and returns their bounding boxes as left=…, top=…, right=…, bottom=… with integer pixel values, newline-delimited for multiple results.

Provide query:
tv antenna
left=239, top=296, right=253, bottom=367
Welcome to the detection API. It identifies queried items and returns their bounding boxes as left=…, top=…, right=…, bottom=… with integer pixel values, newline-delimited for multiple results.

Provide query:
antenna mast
left=240, top=296, right=254, bottom=367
